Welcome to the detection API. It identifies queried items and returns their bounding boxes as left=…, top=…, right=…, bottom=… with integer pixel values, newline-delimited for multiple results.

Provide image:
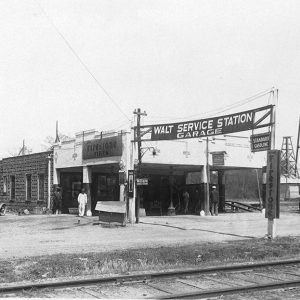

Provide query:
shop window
left=96, top=174, right=118, bottom=202
left=10, top=176, right=15, bottom=200
left=26, top=174, right=32, bottom=200
left=38, top=174, right=45, bottom=200
left=3, top=176, right=8, bottom=194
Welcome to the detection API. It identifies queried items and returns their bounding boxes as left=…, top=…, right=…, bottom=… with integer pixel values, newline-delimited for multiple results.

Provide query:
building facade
left=0, top=128, right=267, bottom=216
left=0, top=151, right=53, bottom=212
left=52, top=129, right=130, bottom=215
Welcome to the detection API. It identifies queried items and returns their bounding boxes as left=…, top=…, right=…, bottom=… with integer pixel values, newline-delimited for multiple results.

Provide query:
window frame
left=10, top=175, right=16, bottom=200
left=38, top=173, right=45, bottom=201
left=3, top=176, right=8, bottom=194
left=25, top=174, right=32, bottom=201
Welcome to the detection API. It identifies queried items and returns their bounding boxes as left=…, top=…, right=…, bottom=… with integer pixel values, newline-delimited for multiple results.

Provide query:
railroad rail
left=1, top=259, right=300, bottom=298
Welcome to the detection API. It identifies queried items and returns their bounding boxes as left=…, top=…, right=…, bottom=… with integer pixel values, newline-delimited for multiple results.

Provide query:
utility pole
left=133, top=108, right=147, bottom=223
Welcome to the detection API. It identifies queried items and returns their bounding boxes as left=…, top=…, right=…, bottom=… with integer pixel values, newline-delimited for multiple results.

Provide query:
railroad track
left=1, top=259, right=300, bottom=299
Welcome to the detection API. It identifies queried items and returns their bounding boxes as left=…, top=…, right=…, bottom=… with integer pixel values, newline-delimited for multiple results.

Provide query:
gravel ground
left=0, top=211, right=299, bottom=259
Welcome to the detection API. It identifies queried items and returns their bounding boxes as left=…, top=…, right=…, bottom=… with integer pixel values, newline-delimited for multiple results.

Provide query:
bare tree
left=41, top=133, right=71, bottom=151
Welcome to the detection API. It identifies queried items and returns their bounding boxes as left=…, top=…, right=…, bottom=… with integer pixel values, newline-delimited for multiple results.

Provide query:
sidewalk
left=0, top=212, right=299, bottom=259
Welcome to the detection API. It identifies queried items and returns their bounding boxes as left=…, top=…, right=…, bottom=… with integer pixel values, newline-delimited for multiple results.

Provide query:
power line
left=36, top=1, right=130, bottom=121
left=147, top=88, right=274, bottom=123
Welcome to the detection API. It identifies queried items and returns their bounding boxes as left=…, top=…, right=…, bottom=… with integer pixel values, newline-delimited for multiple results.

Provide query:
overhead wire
left=146, top=88, right=274, bottom=123
left=36, top=1, right=130, bottom=122
left=34, top=3, right=275, bottom=131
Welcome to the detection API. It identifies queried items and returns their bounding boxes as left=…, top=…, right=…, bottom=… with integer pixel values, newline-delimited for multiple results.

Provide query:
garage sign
left=146, top=105, right=273, bottom=141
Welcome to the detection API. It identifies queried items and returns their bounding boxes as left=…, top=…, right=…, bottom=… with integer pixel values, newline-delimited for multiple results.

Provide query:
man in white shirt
left=78, top=188, right=87, bottom=217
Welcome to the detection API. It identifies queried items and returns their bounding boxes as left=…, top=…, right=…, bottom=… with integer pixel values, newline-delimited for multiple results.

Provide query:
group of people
left=182, top=185, right=219, bottom=216
left=52, top=184, right=219, bottom=217
left=52, top=187, right=87, bottom=217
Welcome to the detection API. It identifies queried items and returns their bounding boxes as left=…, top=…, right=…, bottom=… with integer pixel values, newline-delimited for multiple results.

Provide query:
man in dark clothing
left=210, top=185, right=219, bottom=216
left=53, top=187, right=62, bottom=214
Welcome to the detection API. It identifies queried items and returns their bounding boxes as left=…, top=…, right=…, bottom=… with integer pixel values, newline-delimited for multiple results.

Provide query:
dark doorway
left=60, top=172, right=83, bottom=213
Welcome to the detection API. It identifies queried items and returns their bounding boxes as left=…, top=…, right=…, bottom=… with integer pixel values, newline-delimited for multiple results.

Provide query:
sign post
left=266, top=89, right=279, bottom=239
left=265, top=150, right=280, bottom=237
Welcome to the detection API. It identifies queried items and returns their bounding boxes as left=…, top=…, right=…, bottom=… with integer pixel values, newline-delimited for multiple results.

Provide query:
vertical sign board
left=250, top=132, right=271, bottom=152
left=265, top=150, right=280, bottom=219
left=128, top=170, right=134, bottom=198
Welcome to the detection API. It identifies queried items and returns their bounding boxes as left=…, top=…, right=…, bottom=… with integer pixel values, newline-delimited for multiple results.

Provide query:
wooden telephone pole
left=133, top=108, right=147, bottom=223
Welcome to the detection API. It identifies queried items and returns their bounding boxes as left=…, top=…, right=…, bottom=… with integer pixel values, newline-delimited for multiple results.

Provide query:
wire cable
left=147, top=88, right=274, bottom=123
left=36, top=1, right=130, bottom=122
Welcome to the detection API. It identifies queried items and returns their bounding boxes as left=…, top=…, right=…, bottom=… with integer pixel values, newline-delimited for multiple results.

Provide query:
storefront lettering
left=83, top=136, right=122, bottom=160
left=149, top=105, right=272, bottom=141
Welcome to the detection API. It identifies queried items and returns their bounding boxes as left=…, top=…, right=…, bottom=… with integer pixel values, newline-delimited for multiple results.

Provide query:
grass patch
left=1, top=236, right=300, bottom=284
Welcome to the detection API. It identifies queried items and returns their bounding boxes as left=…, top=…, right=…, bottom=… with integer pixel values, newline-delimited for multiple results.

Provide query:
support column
left=47, top=155, right=52, bottom=209
left=167, top=167, right=176, bottom=216
left=202, top=137, right=210, bottom=215
left=52, top=168, right=60, bottom=208
left=119, top=181, right=125, bottom=201
left=83, top=166, right=92, bottom=217
left=119, top=132, right=127, bottom=202
left=53, top=169, right=60, bottom=187
left=218, top=170, right=225, bottom=212
left=127, top=124, right=136, bottom=224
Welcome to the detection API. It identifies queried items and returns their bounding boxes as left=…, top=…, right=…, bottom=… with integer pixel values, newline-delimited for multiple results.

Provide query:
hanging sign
left=146, top=105, right=273, bottom=141
left=250, top=132, right=271, bottom=152
left=265, top=150, right=280, bottom=219
left=136, top=178, right=149, bottom=186
left=82, top=136, right=122, bottom=160
left=212, top=151, right=226, bottom=166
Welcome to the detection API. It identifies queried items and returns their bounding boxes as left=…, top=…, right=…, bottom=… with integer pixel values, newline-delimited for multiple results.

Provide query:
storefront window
left=95, top=174, right=118, bottom=202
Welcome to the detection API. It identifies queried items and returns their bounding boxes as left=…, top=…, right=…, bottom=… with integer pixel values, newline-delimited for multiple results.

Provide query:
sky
left=0, top=0, right=299, bottom=158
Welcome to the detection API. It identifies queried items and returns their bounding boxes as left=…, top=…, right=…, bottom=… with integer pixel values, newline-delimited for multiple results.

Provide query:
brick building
left=0, top=151, right=53, bottom=212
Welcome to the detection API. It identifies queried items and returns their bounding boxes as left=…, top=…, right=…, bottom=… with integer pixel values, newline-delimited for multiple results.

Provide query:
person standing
left=194, top=189, right=201, bottom=213
left=210, top=185, right=219, bottom=216
left=182, top=189, right=190, bottom=214
left=53, top=187, right=62, bottom=214
left=78, top=188, right=87, bottom=217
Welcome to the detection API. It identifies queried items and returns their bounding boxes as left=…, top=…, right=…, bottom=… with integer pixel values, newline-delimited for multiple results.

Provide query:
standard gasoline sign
left=250, top=132, right=271, bottom=152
